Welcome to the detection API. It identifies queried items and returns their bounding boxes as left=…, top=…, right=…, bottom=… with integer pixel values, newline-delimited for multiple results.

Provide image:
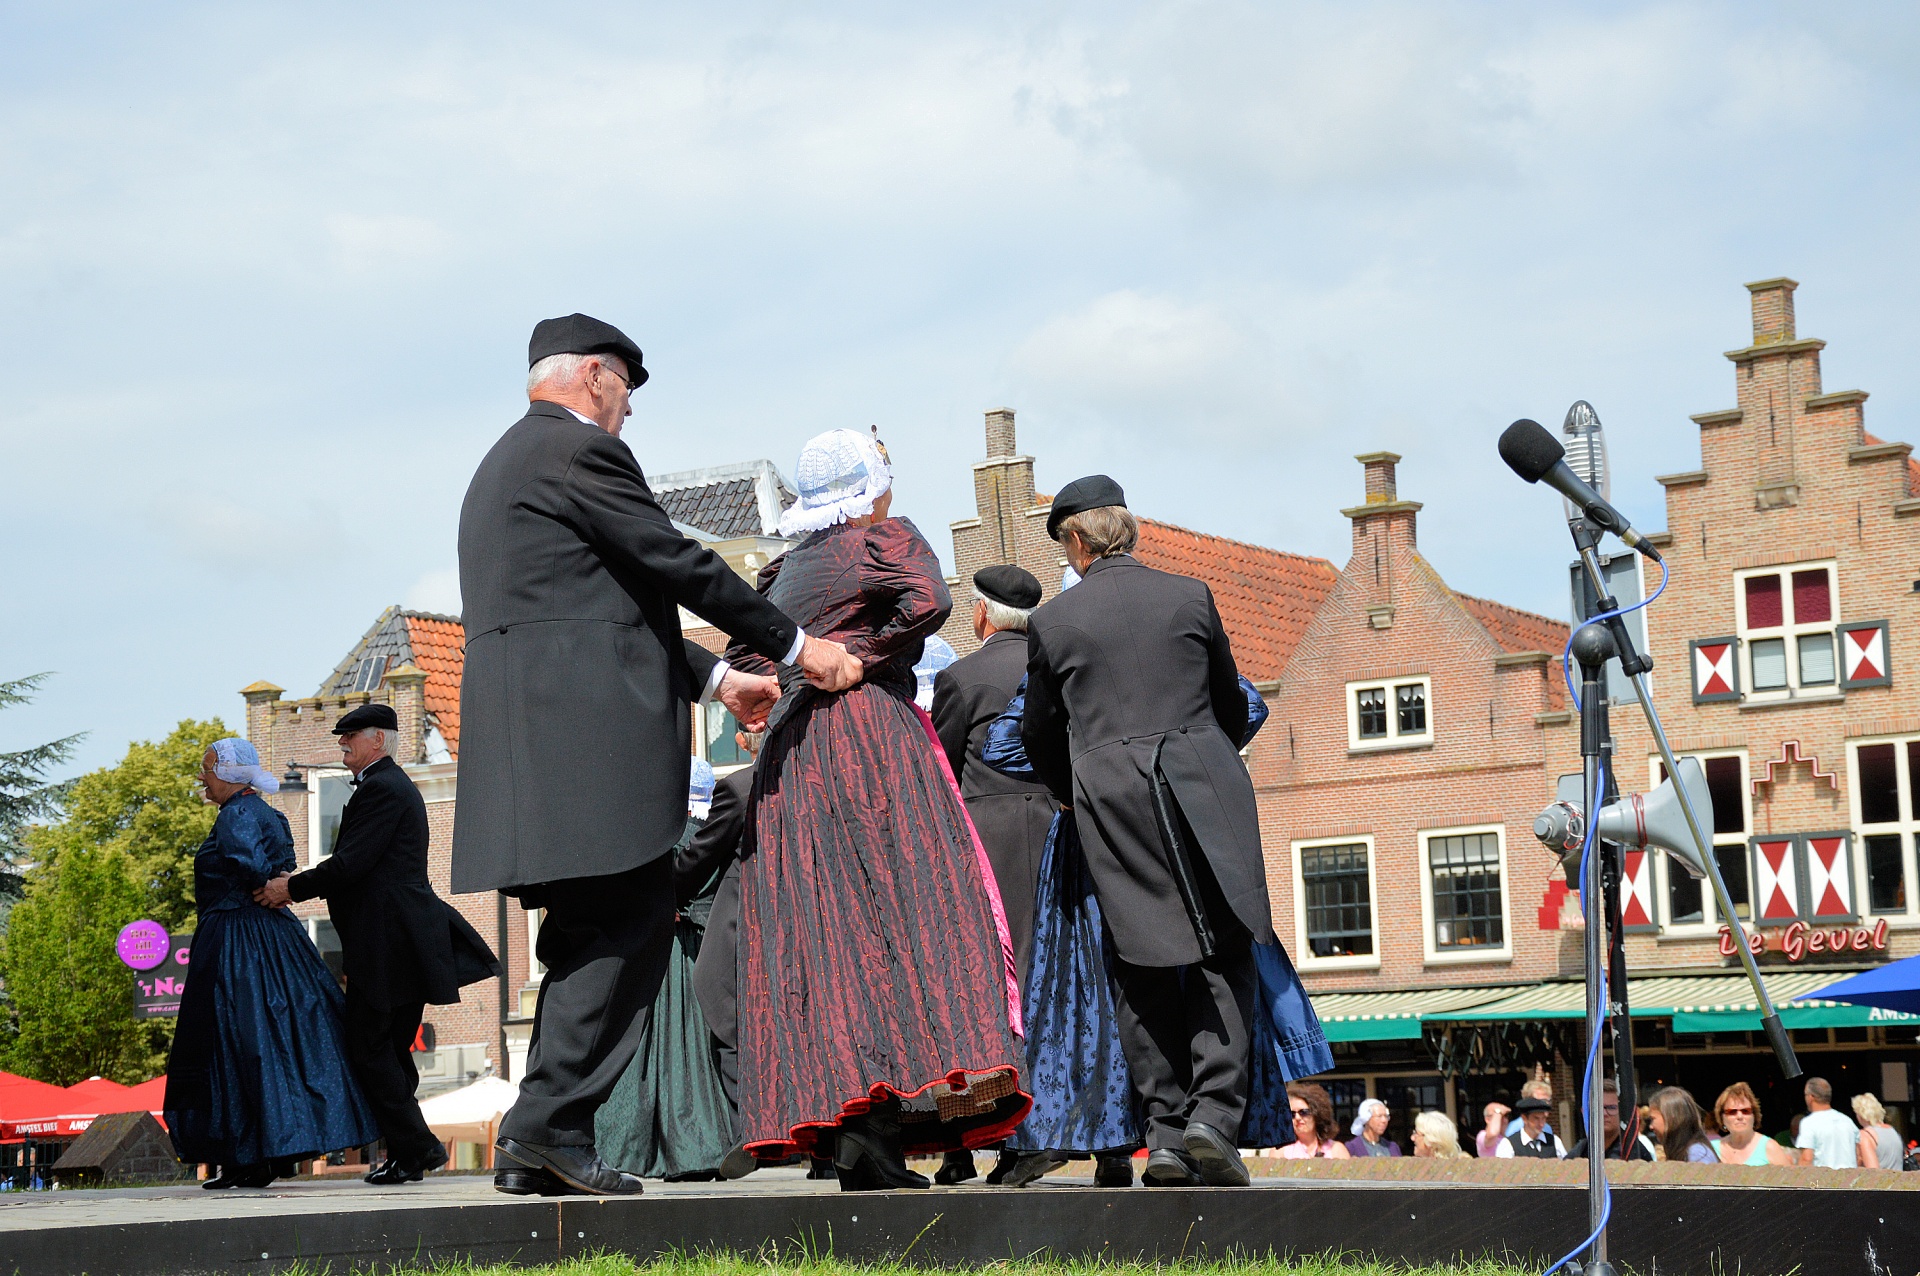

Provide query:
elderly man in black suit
left=1021, top=476, right=1271, bottom=1188
left=928, top=564, right=1055, bottom=1186
left=255, top=702, right=500, bottom=1185
left=454, top=314, right=860, bottom=1197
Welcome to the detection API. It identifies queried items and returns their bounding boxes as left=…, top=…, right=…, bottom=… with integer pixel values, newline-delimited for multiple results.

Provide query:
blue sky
left=4, top=2, right=1919, bottom=772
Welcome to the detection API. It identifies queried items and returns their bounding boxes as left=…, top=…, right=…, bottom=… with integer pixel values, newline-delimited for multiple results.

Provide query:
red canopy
left=0, top=1073, right=166, bottom=1140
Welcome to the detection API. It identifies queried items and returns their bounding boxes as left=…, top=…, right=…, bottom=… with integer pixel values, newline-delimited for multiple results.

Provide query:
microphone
left=1499, top=418, right=1663, bottom=561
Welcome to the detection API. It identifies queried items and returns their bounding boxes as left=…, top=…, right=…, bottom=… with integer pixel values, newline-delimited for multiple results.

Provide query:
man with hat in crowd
left=454, top=313, right=862, bottom=1197
left=1495, top=1096, right=1567, bottom=1159
left=255, top=703, right=500, bottom=1185
left=929, top=564, right=1057, bottom=1186
left=1021, top=476, right=1273, bottom=1188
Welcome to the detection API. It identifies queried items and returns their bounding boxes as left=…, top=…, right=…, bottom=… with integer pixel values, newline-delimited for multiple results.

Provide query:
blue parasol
left=1792, top=952, right=1920, bottom=1017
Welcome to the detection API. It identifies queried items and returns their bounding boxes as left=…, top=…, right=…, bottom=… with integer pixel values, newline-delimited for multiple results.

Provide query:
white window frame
left=1290, top=835, right=1382, bottom=972
left=1846, top=735, right=1920, bottom=924
left=306, top=767, right=352, bottom=869
left=1417, top=823, right=1512, bottom=965
left=1346, top=675, right=1433, bottom=752
left=1646, top=750, right=1752, bottom=937
left=1734, top=559, right=1840, bottom=702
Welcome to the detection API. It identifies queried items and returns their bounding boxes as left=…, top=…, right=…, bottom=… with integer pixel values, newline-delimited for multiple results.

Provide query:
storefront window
left=1429, top=831, right=1503, bottom=950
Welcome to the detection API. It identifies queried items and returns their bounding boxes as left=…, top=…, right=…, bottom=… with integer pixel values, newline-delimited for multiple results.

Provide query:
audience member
left=1411, top=1111, right=1469, bottom=1160
left=1505, top=1078, right=1556, bottom=1137
left=1278, top=1083, right=1351, bottom=1159
left=1494, top=1096, right=1566, bottom=1159
left=1851, top=1093, right=1903, bottom=1170
left=1796, top=1077, right=1860, bottom=1169
left=1567, top=1079, right=1654, bottom=1161
left=1345, top=1099, right=1402, bottom=1158
left=1647, top=1087, right=1716, bottom=1164
left=1474, top=1101, right=1511, bottom=1158
left=1710, top=1082, right=1792, bottom=1167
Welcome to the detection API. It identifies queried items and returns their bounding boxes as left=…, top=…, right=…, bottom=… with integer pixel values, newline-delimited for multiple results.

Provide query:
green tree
left=0, top=845, right=149, bottom=1083
left=29, top=718, right=228, bottom=932
left=0, top=673, right=86, bottom=914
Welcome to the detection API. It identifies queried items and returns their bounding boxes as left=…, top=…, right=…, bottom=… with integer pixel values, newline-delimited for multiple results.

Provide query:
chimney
left=1341, top=451, right=1421, bottom=630
left=1358, top=451, right=1399, bottom=503
left=985, top=408, right=1017, bottom=459
left=239, top=682, right=285, bottom=766
left=1746, top=277, right=1798, bottom=346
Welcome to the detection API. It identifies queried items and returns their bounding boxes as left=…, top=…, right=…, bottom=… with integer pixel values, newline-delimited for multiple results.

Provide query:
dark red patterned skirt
left=737, top=681, right=1031, bottom=1158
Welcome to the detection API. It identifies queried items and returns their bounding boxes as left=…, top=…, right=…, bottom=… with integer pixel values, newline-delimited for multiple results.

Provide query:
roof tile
left=1132, top=519, right=1338, bottom=683
left=403, top=615, right=465, bottom=758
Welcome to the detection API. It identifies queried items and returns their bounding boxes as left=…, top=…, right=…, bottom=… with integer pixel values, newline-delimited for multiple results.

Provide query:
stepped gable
left=1132, top=518, right=1338, bottom=684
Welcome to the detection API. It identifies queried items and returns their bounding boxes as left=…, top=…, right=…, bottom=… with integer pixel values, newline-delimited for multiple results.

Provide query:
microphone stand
left=1563, top=516, right=1802, bottom=1273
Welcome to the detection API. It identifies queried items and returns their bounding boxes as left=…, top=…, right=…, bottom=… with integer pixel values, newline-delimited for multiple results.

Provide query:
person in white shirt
left=1495, top=1096, right=1567, bottom=1159
left=1794, top=1077, right=1860, bottom=1169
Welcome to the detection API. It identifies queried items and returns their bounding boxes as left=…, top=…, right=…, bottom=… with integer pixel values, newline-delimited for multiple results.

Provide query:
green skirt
left=594, top=915, right=733, bottom=1178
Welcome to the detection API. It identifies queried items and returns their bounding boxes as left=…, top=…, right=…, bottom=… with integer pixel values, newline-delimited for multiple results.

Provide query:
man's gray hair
left=974, top=590, right=1033, bottom=633
left=371, top=726, right=402, bottom=759
left=527, top=351, right=612, bottom=394
left=1056, top=505, right=1139, bottom=558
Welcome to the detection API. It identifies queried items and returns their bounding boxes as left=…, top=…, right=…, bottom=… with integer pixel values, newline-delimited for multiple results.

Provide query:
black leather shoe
left=1141, top=1148, right=1203, bottom=1186
left=1183, top=1122, right=1250, bottom=1187
left=494, top=1166, right=579, bottom=1196
left=204, top=1163, right=275, bottom=1190
left=983, top=1147, right=1018, bottom=1185
left=806, top=1156, right=837, bottom=1179
left=934, top=1150, right=977, bottom=1185
left=366, top=1142, right=449, bottom=1185
left=1000, top=1149, right=1069, bottom=1188
left=496, top=1139, right=643, bottom=1196
left=718, top=1143, right=760, bottom=1181
left=1094, top=1151, right=1135, bottom=1187
left=833, top=1119, right=931, bottom=1192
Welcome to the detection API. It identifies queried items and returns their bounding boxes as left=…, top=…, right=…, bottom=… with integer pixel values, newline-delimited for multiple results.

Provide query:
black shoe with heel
left=934, top=1150, right=977, bottom=1185
left=833, top=1115, right=931, bottom=1192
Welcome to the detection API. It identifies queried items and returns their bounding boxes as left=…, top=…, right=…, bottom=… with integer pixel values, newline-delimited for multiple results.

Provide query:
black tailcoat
left=1021, top=553, right=1274, bottom=967
left=453, top=402, right=799, bottom=893
left=930, top=629, right=1056, bottom=982
left=288, top=757, right=499, bottom=1009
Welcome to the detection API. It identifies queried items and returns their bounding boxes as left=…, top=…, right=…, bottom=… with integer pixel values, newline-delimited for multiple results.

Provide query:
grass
left=284, top=1254, right=1539, bottom=1276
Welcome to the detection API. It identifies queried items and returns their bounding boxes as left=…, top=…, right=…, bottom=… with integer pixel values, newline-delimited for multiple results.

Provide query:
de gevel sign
left=1718, top=917, right=1889, bottom=962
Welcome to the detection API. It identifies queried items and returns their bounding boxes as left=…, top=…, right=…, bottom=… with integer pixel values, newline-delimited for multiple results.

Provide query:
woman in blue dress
left=164, top=739, right=379, bottom=1188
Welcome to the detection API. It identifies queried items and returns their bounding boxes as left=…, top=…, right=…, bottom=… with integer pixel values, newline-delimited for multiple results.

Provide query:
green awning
left=1423, top=970, right=1920, bottom=1032
left=1310, top=985, right=1524, bottom=1042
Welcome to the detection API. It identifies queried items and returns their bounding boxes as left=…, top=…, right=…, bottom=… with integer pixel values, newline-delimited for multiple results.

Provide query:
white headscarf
left=778, top=428, right=892, bottom=537
left=209, top=737, right=280, bottom=794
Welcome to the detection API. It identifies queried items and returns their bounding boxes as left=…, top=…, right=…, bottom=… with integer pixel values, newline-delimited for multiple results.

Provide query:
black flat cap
left=974, top=564, right=1042, bottom=610
left=1046, top=474, right=1128, bottom=540
left=1512, top=1096, right=1552, bottom=1115
left=333, top=703, right=399, bottom=736
left=529, top=313, right=649, bottom=388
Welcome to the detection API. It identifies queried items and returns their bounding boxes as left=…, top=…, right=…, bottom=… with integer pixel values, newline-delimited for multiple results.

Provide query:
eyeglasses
left=1290, top=1107, right=1313, bottom=1118
left=596, top=360, right=638, bottom=400
left=1722, top=1106, right=1754, bottom=1117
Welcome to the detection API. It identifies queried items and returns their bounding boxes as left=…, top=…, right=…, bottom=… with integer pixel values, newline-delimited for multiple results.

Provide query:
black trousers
left=500, top=858, right=675, bottom=1147
left=691, top=861, right=742, bottom=1131
left=342, top=988, right=439, bottom=1164
left=1111, top=946, right=1258, bottom=1151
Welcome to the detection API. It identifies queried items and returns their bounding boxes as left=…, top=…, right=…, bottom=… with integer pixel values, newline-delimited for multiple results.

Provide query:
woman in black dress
left=727, top=429, right=1030, bottom=1191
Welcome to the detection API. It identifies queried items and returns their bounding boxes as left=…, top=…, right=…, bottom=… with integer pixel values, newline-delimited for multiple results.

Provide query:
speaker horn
left=1594, top=755, right=1711, bottom=879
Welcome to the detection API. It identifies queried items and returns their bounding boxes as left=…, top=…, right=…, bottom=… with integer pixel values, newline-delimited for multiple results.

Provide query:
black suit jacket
left=1022, top=553, right=1273, bottom=966
left=453, top=401, right=800, bottom=893
left=689, top=763, right=754, bottom=1049
left=288, top=757, right=499, bottom=1009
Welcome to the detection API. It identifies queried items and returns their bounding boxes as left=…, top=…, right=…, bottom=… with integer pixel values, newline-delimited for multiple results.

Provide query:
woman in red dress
left=726, top=429, right=1030, bottom=1191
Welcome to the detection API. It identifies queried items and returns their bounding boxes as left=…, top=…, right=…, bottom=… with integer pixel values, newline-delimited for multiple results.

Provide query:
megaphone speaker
left=1595, top=755, right=1712, bottom=879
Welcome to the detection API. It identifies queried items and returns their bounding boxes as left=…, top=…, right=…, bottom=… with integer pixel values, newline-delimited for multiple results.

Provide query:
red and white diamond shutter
left=1838, top=620, right=1891, bottom=690
left=1690, top=636, right=1740, bottom=703
left=1619, top=849, right=1657, bottom=930
left=1804, top=832, right=1856, bottom=922
left=1751, top=836, right=1801, bottom=925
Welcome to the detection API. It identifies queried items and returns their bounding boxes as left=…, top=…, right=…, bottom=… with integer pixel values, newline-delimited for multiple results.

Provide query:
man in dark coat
left=454, top=314, right=859, bottom=1197
left=1021, top=476, right=1273, bottom=1188
left=685, top=742, right=754, bottom=1148
left=255, top=703, right=500, bottom=1185
left=929, top=564, right=1056, bottom=1186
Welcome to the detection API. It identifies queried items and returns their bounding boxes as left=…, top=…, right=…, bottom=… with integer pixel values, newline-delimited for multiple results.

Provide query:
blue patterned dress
left=164, top=791, right=380, bottom=1168
left=984, top=677, right=1333, bottom=1152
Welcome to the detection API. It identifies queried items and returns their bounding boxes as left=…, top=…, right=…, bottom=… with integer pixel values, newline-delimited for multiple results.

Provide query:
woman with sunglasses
left=1276, top=1083, right=1351, bottom=1158
left=1710, top=1083, right=1793, bottom=1166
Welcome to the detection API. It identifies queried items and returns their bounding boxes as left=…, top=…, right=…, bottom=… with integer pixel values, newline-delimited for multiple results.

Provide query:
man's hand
left=797, top=634, right=863, bottom=692
left=253, top=874, right=293, bottom=910
left=716, top=670, right=781, bottom=731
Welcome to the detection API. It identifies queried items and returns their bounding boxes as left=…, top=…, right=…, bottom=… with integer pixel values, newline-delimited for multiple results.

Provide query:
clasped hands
left=254, top=874, right=293, bottom=909
left=715, top=634, right=862, bottom=731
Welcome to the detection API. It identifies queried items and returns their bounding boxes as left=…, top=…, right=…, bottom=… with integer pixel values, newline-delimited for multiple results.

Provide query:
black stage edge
left=5, top=1181, right=1917, bottom=1276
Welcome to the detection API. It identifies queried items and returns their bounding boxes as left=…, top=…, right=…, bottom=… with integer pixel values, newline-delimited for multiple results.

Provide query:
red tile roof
left=1454, top=593, right=1571, bottom=655
left=403, top=615, right=465, bottom=758
left=1132, top=519, right=1338, bottom=683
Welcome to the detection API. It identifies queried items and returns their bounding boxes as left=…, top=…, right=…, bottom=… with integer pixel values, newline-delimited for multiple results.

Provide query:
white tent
left=417, top=1076, right=518, bottom=1148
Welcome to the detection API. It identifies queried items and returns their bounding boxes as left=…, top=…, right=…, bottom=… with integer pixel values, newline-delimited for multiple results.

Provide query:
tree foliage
left=28, top=718, right=228, bottom=932
left=0, top=672, right=85, bottom=895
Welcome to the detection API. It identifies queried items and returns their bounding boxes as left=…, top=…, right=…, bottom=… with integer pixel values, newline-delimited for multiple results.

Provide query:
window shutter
left=1619, top=848, right=1657, bottom=931
left=1751, top=836, right=1800, bottom=925
left=1804, top=832, right=1856, bottom=923
left=1690, top=636, right=1740, bottom=703
left=1837, top=620, right=1891, bottom=689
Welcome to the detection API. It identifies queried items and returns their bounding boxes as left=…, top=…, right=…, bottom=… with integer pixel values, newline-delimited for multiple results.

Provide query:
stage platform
left=2, top=1161, right=1915, bottom=1276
